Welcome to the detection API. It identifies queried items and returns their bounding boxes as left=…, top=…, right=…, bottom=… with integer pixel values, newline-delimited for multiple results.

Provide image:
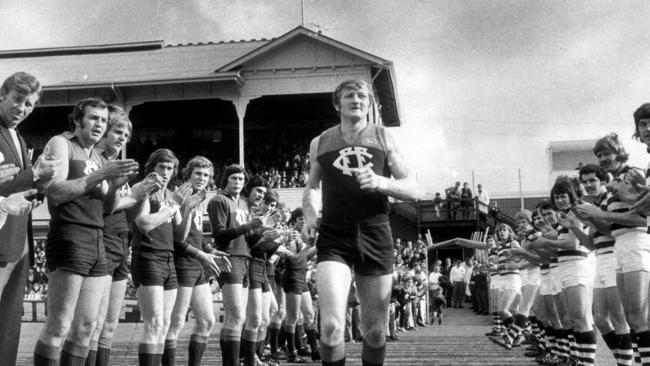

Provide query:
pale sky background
left=1, top=0, right=649, bottom=196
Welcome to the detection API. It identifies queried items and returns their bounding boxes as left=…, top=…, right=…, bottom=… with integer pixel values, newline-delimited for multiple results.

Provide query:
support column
left=226, top=97, right=254, bottom=167
left=120, top=102, right=140, bottom=160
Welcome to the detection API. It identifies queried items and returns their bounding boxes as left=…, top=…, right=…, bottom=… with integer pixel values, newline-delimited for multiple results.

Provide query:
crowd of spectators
left=388, top=236, right=429, bottom=340
left=431, top=182, right=490, bottom=223
left=124, top=127, right=312, bottom=189
left=25, top=239, right=48, bottom=300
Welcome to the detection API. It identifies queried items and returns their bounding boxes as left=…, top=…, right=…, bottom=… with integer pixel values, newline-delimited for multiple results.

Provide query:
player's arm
left=134, top=197, right=179, bottom=234
left=529, top=231, right=578, bottom=251
left=302, top=136, right=323, bottom=240
left=136, top=183, right=192, bottom=233
left=510, top=247, right=543, bottom=264
left=207, top=198, right=260, bottom=246
left=46, top=136, right=137, bottom=206
left=576, top=201, right=645, bottom=227
left=354, top=128, right=420, bottom=201
left=174, top=207, right=196, bottom=244
left=594, top=210, right=645, bottom=227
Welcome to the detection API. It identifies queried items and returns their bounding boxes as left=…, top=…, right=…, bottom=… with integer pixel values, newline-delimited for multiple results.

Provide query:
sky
left=2, top=0, right=650, bottom=196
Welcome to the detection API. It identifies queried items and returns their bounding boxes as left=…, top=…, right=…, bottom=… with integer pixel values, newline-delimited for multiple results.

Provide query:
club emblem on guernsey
left=332, top=147, right=374, bottom=176
left=83, top=160, right=99, bottom=175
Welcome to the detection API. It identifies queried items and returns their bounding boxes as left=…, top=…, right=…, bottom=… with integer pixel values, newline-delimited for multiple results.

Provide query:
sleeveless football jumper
left=46, top=132, right=106, bottom=277
left=131, top=190, right=178, bottom=290
left=315, top=124, right=394, bottom=276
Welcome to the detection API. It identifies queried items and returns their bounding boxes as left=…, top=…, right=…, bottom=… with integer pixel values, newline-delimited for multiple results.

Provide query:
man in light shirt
left=449, top=260, right=466, bottom=308
left=476, top=184, right=490, bottom=226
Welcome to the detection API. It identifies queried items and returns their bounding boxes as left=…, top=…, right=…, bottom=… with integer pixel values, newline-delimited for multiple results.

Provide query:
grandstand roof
left=0, top=26, right=401, bottom=125
left=0, top=39, right=263, bottom=89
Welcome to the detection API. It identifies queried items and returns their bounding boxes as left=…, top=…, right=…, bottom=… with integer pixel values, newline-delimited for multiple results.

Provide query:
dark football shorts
left=131, top=250, right=178, bottom=290
left=267, top=275, right=276, bottom=293
left=46, top=225, right=106, bottom=277
left=103, top=231, right=129, bottom=282
left=317, top=218, right=394, bottom=276
left=249, top=258, right=268, bottom=290
left=175, top=255, right=208, bottom=288
left=217, top=256, right=250, bottom=288
left=282, top=267, right=309, bottom=294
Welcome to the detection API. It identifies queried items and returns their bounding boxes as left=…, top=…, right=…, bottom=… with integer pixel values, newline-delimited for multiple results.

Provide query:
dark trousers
left=0, top=253, right=29, bottom=365
left=475, top=284, right=488, bottom=313
left=451, top=281, right=465, bottom=307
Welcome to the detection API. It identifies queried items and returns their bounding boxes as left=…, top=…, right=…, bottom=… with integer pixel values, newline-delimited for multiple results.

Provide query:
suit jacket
left=0, top=119, right=34, bottom=264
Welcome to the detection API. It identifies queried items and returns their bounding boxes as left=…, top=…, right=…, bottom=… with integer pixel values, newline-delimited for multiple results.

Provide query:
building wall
left=492, top=196, right=549, bottom=219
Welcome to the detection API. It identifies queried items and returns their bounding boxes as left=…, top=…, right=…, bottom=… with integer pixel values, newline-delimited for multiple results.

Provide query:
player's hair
left=241, top=175, right=268, bottom=198
left=288, top=207, right=303, bottom=225
left=514, top=209, right=532, bottom=224
left=633, top=103, right=650, bottom=141
left=144, top=148, right=179, bottom=179
left=220, top=164, right=246, bottom=189
left=593, top=132, right=629, bottom=163
left=578, top=163, right=609, bottom=183
left=104, top=105, right=132, bottom=141
left=68, top=97, right=107, bottom=131
left=264, top=189, right=279, bottom=204
left=536, top=200, right=554, bottom=211
left=495, top=223, right=515, bottom=242
left=0, top=71, right=41, bottom=98
left=531, top=208, right=542, bottom=222
left=182, top=156, right=214, bottom=180
left=550, top=175, right=581, bottom=209
left=332, top=79, right=375, bottom=112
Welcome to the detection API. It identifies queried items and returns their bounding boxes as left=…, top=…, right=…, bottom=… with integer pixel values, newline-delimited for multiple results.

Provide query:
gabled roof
left=0, top=39, right=267, bottom=88
left=217, top=26, right=392, bottom=72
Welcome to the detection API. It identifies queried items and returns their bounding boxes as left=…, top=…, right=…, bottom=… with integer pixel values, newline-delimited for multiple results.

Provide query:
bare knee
left=275, top=306, right=286, bottom=322
left=593, top=314, right=612, bottom=333
left=362, top=317, right=387, bottom=346
left=224, top=308, right=246, bottom=329
left=144, top=317, right=165, bottom=338
left=69, top=319, right=98, bottom=344
left=247, top=313, right=263, bottom=330
left=320, top=318, right=345, bottom=345
left=194, top=315, right=215, bottom=335
left=302, top=311, right=315, bottom=326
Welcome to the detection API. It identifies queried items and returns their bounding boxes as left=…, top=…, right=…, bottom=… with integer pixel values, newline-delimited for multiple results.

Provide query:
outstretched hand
left=199, top=251, right=231, bottom=276
left=1, top=189, right=39, bottom=216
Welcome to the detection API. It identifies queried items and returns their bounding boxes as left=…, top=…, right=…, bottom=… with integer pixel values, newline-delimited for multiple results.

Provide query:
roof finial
left=301, top=0, right=305, bottom=27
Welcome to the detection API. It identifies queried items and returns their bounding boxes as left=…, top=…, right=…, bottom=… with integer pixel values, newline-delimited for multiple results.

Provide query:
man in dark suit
left=0, top=71, right=59, bottom=365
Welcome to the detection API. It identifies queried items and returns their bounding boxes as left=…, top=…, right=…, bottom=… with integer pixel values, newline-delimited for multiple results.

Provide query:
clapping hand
left=183, top=189, right=207, bottom=211
left=100, top=159, right=139, bottom=180
left=131, top=173, right=164, bottom=200
left=170, top=182, right=193, bottom=206
left=0, top=162, right=19, bottom=185
left=33, top=146, right=63, bottom=188
left=1, top=189, right=39, bottom=216
left=198, top=250, right=231, bottom=276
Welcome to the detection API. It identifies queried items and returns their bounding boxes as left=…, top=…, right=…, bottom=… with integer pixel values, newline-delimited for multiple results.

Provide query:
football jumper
left=131, top=190, right=178, bottom=290
left=46, top=132, right=106, bottom=277
left=315, top=124, right=394, bottom=275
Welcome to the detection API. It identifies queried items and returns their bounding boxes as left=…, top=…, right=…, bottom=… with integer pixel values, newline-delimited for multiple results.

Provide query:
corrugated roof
left=0, top=39, right=269, bottom=87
